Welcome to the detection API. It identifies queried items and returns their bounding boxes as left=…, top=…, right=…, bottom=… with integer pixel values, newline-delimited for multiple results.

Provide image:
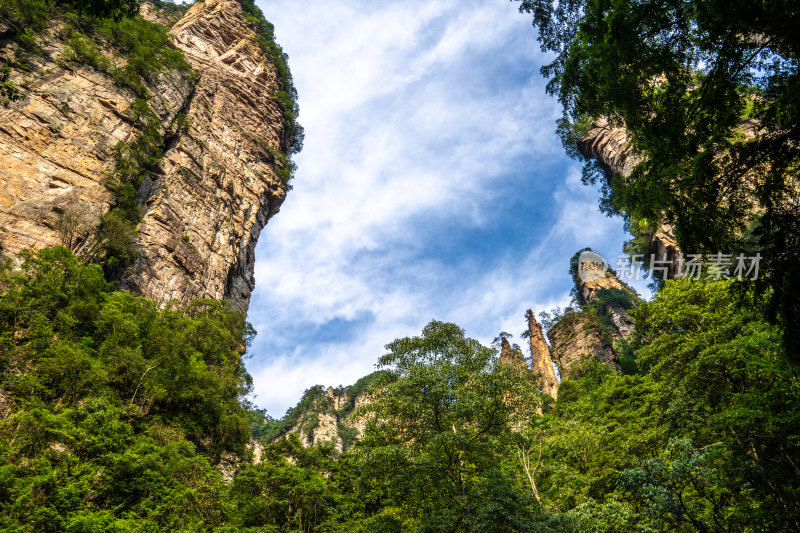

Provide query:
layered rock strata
left=576, top=265, right=636, bottom=340
left=0, top=0, right=291, bottom=312
left=0, top=29, right=192, bottom=257
left=130, top=0, right=290, bottom=312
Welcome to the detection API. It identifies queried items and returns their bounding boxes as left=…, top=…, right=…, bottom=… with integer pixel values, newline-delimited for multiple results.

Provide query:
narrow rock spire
left=527, top=310, right=559, bottom=399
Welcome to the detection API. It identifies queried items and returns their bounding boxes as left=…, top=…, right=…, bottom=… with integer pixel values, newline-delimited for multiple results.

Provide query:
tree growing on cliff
left=63, top=0, right=138, bottom=20
left=516, top=0, right=800, bottom=358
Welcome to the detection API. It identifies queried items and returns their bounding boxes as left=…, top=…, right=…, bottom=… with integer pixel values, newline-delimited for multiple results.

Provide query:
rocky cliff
left=263, top=374, right=381, bottom=452
left=577, top=118, right=682, bottom=280
left=544, top=251, right=640, bottom=379
left=547, top=312, right=618, bottom=379
left=0, top=0, right=294, bottom=312
left=499, top=336, right=527, bottom=369
left=526, top=310, right=559, bottom=398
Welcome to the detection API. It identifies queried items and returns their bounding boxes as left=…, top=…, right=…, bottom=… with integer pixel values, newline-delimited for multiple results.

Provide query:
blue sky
left=245, top=0, right=650, bottom=417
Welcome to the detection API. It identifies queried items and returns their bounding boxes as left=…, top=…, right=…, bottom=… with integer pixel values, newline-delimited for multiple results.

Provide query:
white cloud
left=246, top=0, right=646, bottom=416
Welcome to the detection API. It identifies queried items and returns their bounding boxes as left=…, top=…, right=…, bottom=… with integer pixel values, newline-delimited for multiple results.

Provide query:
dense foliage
left=516, top=0, right=800, bottom=357
left=0, top=248, right=254, bottom=530
left=1, top=1, right=798, bottom=531
left=0, top=247, right=797, bottom=531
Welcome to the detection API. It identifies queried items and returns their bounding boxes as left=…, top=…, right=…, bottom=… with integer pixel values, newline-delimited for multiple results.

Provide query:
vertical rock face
left=547, top=312, right=619, bottom=379
left=526, top=310, right=558, bottom=398
left=576, top=267, right=636, bottom=340
left=0, top=32, right=192, bottom=258
left=543, top=255, right=642, bottom=379
left=577, top=117, right=638, bottom=177
left=279, top=386, right=373, bottom=453
left=0, top=0, right=291, bottom=313
left=499, top=337, right=527, bottom=369
left=129, top=0, right=289, bottom=312
left=577, top=117, right=682, bottom=280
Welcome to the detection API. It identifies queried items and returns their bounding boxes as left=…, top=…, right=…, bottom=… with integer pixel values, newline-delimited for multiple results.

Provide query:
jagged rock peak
left=573, top=250, right=637, bottom=339
left=499, top=337, right=527, bottom=369
left=575, top=260, right=630, bottom=307
left=526, top=310, right=558, bottom=398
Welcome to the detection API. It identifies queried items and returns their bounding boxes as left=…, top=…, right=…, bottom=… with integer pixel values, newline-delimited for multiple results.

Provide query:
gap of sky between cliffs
left=246, top=0, right=652, bottom=417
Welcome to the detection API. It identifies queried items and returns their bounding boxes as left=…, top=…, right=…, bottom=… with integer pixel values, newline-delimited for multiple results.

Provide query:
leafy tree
left=0, top=247, right=257, bottom=530
left=527, top=279, right=800, bottom=531
left=227, top=434, right=338, bottom=531
left=629, top=279, right=800, bottom=529
left=349, top=320, right=548, bottom=532
left=516, top=0, right=800, bottom=357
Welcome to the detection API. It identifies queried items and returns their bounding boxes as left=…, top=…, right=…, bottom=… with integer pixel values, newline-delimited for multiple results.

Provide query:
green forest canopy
left=1, top=248, right=798, bottom=531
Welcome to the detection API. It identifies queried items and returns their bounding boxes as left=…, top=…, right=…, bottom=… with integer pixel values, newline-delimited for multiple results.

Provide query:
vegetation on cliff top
left=237, top=0, right=304, bottom=158
left=0, top=0, right=303, bottom=274
left=256, top=370, right=387, bottom=448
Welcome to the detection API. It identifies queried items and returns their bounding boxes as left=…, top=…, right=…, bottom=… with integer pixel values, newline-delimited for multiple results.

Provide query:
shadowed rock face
left=577, top=117, right=638, bottom=177
left=0, top=0, right=291, bottom=313
left=547, top=312, right=620, bottom=379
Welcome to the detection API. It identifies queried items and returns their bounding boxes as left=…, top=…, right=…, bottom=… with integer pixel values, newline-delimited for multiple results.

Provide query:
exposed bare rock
left=499, top=337, right=527, bottom=370
left=274, top=381, right=377, bottom=452
left=0, top=0, right=291, bottom=313
left=139, top=1, right=184, bottom=27
left=547, top=312, right=620, bottom=379
left=577, top=116, right=639, bottom=177
left=526, top=310, right=558, bottom=398
left=577, top=117, right=682, bottom=280
left=576, top=268, right=628, bottom=306
left=646, top=223, right=682, bottom=280
left=128, top=0, right=289, bottom=312
left=0, top=388, right=14, bottom=419
left=0, top=38, right=191, bottom=261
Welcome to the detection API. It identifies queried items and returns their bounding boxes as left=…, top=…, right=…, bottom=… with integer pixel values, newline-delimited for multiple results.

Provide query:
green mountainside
left=0, top=0, right=798, bottom=531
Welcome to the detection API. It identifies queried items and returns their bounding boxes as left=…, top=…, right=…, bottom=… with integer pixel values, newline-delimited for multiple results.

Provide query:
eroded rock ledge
left=577, top=118, right=682, bottom=280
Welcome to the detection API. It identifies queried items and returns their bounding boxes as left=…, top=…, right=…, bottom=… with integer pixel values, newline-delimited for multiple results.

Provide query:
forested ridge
left=1, top=0, right=799, bottom=531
